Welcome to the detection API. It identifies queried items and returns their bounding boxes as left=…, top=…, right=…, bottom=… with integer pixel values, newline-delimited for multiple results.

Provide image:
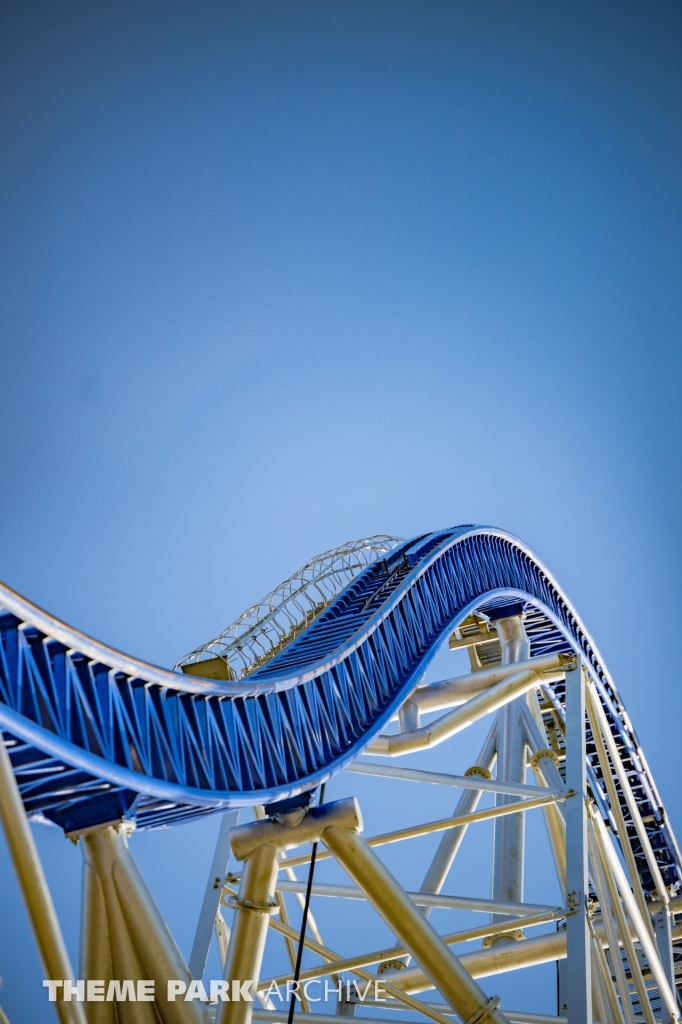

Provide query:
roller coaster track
left=2, top=523, right=682, bottom=1024
left=0, top=525, right=679, bottom=905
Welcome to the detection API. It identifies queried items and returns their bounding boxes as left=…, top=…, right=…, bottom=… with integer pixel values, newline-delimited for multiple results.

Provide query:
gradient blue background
left=0, top=2, right=680, bottom=1020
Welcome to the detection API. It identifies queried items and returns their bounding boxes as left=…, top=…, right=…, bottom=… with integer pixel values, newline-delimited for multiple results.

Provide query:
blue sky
left=0, top=2, right=680, bottom=1020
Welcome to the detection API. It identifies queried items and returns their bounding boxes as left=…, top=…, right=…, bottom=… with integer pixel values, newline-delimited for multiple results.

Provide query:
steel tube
left=264, top=807, right=325, bottom=952
left=590, top=811, right=679, bottom=1021
left=419, top=721, right=498, bottom=910
left=491, top=693, right=526, bottom=926
left=536, top=796, right=566, bottom=900
left=584, top=686, right=654, bottom=935
left=273, top=889, right=299, bottom=971
left=218, top=800, right=363, bottom=1024
left=522, top=702, right=566, bottom=897
left=588, top=817, right=654, bottom=1024
left=272, top=879, right=560, bottom=916
left=586, top=824, right=637, bottom=1024
left=230, top=798, right=361, bottom=861
left=189, top=810, right=239, bottom=980
left=588, top=919, right=623, bottom=1024
left=386, top=914, right=682, bottom=996
left=217, top=844, right=280, bottom=1024
left=386, top=930, right=568, bottom=994
left=653, top=909, right=675, bottom=1024
left=79, top=860, right=115, bottom=1024
left=588, top=936, right=613, bottom=1024
left=278, top=855, right=325, bottom=949
left=84, top=827, right=208, bottom=1024
left=564, top=663, right=592, bottom=1024
left=490, top=617, right=529, bottom=942
left=276, top=791, right=566, bottom=870
left=398, top=699, right=420, bottom=732
left=345, top=759, right=555, bottom=800
left=367, top=668, right=540, bottom=756
left=266, top=917, right=455, bottom=1024
left=412, top=653, right=575, bottom=714
left=257, top=908, right=567, bottom=990
left=81, top=831, right=159, bottom=1024
left=321, top=825, right=511, bottom=1024
left=0, top=737, right=87, bottom=1024
left=520, top=703, right=565, bottom=794
left=586, top=682, right=669, bottom=907
left=106, top=830, right=210, bottom=1024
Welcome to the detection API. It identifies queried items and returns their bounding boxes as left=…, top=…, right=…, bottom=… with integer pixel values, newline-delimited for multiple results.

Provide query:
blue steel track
left=0, top=526, right=679, bottom=903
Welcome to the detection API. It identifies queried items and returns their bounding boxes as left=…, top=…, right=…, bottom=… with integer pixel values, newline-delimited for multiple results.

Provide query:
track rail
left=0, top=525, right=679, bottom=904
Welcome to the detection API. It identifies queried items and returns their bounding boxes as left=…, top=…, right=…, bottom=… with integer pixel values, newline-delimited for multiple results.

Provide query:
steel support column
left=189, top=810, right=240, bottom=980
left=216, top=844, right=280, bottom=1024
left=564, top=662, right=591, bottom=1024
left=0, top=736, right=87, bottom=1024
left=79, top=859, right=115, bottom=1024
left=322, top=825, right=511, bottom=1024
left=218, top=799, right=363, bottom=1024
left=491, top=616, right=529, bottom=940
left=81, top=826, right=209, bottom=1024
left=653, top=910, right=675, bottom=1024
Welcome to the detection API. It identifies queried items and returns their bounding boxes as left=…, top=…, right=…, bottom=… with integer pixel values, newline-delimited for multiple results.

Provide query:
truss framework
left=0, top=527, right=679, bottom=1024
left=194, top=640, right=681, bottom=1024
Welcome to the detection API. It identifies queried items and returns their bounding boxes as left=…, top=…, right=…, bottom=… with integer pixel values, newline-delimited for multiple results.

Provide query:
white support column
left=564, top=661, right=591, bottom=1024
left=652, top=909, right=675, bottom=1024
left=491, top=614, right=529, bottom=941
left=189, top=810, right=240, bottom=979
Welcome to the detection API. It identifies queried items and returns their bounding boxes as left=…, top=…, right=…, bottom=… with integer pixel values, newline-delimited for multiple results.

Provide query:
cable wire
left=287, top=784, right=326, bottom=1024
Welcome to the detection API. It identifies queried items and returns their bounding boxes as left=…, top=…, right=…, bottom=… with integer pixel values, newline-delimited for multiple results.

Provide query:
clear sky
left=0, top=2, right=681, bottom=1020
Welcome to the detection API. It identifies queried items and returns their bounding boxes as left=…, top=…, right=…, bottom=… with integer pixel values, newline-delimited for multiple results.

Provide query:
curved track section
left=0, top=525, right=679, bottom=902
